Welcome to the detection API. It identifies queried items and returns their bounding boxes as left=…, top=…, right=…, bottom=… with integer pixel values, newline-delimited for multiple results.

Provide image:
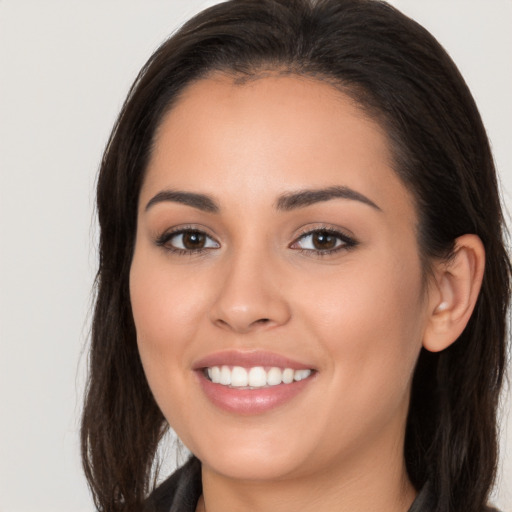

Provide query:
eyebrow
left=144, top=185, right=381, bottom=214
left=145, top=190, right=219, bottom=213
left=275, top=186, right=381, bottom=211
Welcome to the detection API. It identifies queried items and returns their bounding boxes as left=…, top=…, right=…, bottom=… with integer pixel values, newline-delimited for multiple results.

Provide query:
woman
left=80, top=1, right=511, bottom=511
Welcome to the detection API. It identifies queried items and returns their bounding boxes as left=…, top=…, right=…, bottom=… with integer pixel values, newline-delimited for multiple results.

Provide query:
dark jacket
left=145, top=456, right=500, bottom=512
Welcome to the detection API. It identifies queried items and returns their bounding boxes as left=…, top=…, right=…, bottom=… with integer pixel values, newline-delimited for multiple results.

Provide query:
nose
left=209, top=249, right=292, bottom=334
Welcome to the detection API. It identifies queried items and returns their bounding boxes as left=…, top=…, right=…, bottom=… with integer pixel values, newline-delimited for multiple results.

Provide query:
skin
left=129, top=74, right=483, bottom=512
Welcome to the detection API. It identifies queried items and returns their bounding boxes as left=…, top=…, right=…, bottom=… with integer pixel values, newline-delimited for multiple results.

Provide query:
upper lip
left=193, top=350, right=315, bottom=371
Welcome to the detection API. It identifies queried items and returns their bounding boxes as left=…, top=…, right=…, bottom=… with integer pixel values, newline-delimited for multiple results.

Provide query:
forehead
left=142, top=73, right=415, bottom=223
left=152, top=73, right=392, bottom=173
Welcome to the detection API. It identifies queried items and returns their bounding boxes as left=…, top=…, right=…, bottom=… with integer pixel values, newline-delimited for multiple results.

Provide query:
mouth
left=203, top=365, right=313, bottom=389
left=194, top=351, right=317, bottom=414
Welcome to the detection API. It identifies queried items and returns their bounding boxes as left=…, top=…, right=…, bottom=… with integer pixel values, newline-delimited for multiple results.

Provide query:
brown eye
left=292, top=228, right=357, bottom=254
left=182, top=231, right=207, bottom=250
left=311, top=231, right=337, bottom=250
left=157, top=229, right=220, bottom=253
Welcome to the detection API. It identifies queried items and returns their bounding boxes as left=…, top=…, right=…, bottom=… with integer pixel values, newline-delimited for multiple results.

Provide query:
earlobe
left=422, top=234, right=485, bottom=353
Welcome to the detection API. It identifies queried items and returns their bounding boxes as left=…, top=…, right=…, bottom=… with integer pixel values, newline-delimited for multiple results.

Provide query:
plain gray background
left=0, top=1, right=510, bottom=510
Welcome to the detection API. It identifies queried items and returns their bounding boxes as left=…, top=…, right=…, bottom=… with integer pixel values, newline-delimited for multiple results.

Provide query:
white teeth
left=248, top=367, right=267, bottom=387
left=294, top=369, right=312, bottom=381
left=266, top=367, right=282, bottom=386
left=231, top=366, right=248, bottom=387
left=205, top=365, right=313, bottom=388
left=211, top=366, right=221, bottom=384
left=220, top=365, right=231, bottom=385
left=282, top=368, right=294, bottom=384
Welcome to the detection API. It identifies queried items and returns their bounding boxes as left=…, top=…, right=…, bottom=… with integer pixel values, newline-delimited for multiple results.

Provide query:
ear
left=423, top=234, right=485, bottom=353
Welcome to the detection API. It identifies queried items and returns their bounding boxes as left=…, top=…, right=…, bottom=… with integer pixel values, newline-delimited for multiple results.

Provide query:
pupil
left=183, top=231, right=205, bottom=249
left=313, top=231, right=336, bottom=250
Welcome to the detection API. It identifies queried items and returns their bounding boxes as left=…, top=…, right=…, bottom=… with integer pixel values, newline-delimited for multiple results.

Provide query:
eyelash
left=290, top=226, right=358, bottom=257
left=155, top=226, right=219, bottom=256
left=155, top=226, right=358, bottom=257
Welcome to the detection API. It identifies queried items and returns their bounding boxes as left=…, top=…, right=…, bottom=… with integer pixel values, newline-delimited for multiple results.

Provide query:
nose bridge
left=210, top=241, right=291, bottom=333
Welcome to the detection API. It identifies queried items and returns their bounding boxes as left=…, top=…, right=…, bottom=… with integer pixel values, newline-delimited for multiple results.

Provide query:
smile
left=204, top=365, right=313, bottom=388
left=194, top=351, right=317, bottom=414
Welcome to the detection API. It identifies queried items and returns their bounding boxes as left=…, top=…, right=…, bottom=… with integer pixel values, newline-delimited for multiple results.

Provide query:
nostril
left=255, top=318, right=270, bottom=324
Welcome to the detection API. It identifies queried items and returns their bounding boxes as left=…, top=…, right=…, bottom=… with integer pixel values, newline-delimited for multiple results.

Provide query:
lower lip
left=196, top=371, right=314, bottom=415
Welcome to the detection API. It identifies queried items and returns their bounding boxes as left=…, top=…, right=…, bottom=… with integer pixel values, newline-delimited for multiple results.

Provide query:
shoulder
left=144, top=456, right=202, bottom=512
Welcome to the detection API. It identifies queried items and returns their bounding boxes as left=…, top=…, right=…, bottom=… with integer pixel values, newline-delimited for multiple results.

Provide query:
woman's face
left=130, top=74, right=432, bottom=482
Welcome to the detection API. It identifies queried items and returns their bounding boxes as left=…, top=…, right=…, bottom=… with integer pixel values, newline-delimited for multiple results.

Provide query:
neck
left=198, top=432, right=416, bottom=512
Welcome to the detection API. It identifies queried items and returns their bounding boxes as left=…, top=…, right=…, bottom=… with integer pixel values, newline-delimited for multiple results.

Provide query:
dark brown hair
left=81, top=1, right=511, bottom=511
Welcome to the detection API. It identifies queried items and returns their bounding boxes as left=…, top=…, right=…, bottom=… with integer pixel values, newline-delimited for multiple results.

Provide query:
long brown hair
left=81, top=1, right=511, bottom=510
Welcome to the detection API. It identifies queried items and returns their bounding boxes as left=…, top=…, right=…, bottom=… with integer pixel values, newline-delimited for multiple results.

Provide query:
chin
left=184, top=424, right=316, bottom=481
left=200, top=449, right=309, bottom=481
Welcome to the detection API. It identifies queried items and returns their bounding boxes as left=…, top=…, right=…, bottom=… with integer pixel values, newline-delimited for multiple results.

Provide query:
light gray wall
left=0, top=1, right=510, bottom=510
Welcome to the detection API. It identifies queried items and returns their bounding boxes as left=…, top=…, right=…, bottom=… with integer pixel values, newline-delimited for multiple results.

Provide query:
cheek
left=129, top=247, right=208, bottom=410
left=130, top=247, right=204, bottom=346
left=305, top=260, right=426, bottom=449
left=298, top=252, right=426, bottom=394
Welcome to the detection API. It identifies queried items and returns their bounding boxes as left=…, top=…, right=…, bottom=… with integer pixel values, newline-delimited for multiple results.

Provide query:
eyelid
left=289, top=225, right=358, bottom=255
left=153, top=223, right=357, bottom=257
left=155, top=225, right=220, bottom=255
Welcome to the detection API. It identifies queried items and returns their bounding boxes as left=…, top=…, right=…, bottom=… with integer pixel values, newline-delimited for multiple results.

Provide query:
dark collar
left=145, top=456, right=496, bottom=512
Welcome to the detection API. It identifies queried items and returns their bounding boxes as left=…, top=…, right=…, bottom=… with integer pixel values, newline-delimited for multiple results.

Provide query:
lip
left=193, top=350, right=316, bottom=415
left=193, top=350, right=315, bottom=371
